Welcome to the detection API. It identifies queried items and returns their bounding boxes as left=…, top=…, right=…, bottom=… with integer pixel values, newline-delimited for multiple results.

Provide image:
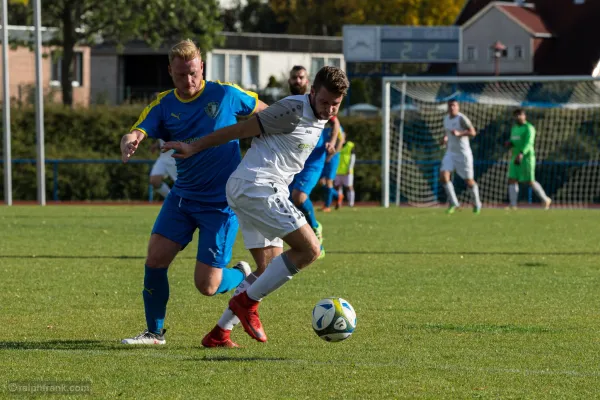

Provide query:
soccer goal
left=381, top=76, right=600, bottom=208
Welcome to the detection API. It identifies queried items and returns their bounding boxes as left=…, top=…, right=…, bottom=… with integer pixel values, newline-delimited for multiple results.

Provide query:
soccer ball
left=312, top=297, right=356, bottom=342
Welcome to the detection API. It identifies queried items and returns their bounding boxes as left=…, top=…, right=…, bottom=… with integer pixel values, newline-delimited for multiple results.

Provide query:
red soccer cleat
left=228, top=292, right=267, bottom=342
left=335, top=193, right=344, bottom=210
left=202, top=325, right=240, bottom=348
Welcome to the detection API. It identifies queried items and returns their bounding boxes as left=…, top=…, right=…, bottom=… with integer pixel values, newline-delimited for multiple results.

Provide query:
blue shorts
left=152, top=192, right=238, bottom=267
left=321, top=154, right=341, bottom=181
left=289, top=166, right=323, bottom=196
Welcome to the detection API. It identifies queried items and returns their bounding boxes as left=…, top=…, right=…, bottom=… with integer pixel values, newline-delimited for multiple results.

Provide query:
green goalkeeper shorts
left=508, top=155, right=536, bottom=182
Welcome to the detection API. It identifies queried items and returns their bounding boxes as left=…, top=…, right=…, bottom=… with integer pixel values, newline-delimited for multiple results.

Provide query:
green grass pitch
left=1, top=206, right=599, bottom=398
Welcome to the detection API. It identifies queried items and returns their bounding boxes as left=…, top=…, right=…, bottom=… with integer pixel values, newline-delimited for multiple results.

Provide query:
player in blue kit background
left=289, top=120, right=338, bottom=259
left=119, top=39, right=267, bottom=345
left=320, top=116, right=345, bottom=211
left=287, top=66, right=339, bottom=259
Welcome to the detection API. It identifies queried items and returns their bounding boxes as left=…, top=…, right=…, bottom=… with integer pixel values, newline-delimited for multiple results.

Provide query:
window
left=488, top=47, right=507, bottom=61
left=244, top=55, right=259, bottom=89
left=311, top=57, right=325, bottom=78
left=50, top=51, right=83, bottom=87
left=574, top=0, right=585, bottom=4
left=514, top=45, right=524, bottom=60
left=327, top=57, right=341, bottom=68
left=211, top=53, right=225, bottom=82
left=465, top=46, right=477, bottom=61
left=228, top=54, right=242, bottom=85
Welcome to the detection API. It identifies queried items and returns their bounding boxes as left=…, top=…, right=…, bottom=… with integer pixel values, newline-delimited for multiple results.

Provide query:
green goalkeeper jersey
left=510, top=122, right=536, bottom=159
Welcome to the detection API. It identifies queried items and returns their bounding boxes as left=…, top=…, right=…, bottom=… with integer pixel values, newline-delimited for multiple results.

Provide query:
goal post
left=381, top=75, right=600, bottom=208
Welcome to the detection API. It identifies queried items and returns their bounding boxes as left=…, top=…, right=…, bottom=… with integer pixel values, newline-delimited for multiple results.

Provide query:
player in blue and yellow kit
left=320, top=116, right=345, bottom=211
left=119, top=39, right=267, bottom=345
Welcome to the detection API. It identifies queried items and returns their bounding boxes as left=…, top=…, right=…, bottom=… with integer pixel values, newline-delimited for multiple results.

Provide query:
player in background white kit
left=440, top=99, right=482, bottom=214
left=163, top=66, right=349, bottom=346
left=149, top=139, right=177, bottom=198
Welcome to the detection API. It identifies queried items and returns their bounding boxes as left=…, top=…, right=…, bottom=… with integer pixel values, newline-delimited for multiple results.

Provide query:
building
left=432, top=0, right=600, bottom=76
left=459, top=2, right=551, bottom=75
left=0, top=25, right=91, bottom=106
left=90, top=32, right=344, bottom=105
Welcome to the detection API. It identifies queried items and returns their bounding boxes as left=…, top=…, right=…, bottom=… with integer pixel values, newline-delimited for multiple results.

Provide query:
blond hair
left=169, top=39, right=201, bottom=63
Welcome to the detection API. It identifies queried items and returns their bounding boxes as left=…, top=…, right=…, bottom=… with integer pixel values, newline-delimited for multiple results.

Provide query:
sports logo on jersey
left=170, top=112, right=181, bottom=120
left=298, top=143, right=315, bottom=152
left=205, top=102, right=220, bottom=119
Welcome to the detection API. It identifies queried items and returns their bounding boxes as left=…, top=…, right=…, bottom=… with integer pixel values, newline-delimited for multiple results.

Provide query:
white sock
left=443, top=182, right=460, bottom=207
left=217, top=273, right=257, bottom=330
left=531, top=181, right=549, bottom=202
left=348, top=190, right=355, bottom=207
left=469, top=183, right=482, bottom=208
left=508, top=183, right=519, bottom=207
left=246, top=254, right=299, bottom=301
left=156, top=183, right=170, bottom=198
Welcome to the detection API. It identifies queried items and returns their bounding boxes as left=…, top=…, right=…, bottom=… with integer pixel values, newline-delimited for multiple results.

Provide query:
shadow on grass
left=519, top=262, right=549, bottom=267
left=0, top=340, right=140, bottom=351
left=2, top=250, right=600, bottom=260
left=187, top=355, right=289, bottom=363
left=329, top=251, right=600, bottom=256
left=403, top=323, right=557, bottom=334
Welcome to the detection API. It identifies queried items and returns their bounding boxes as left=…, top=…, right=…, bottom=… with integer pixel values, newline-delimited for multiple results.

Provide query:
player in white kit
left=149, top=139, right=177, bottom=198
left=440, top=99, right=482, bottom=214
left=162, top=66, right=349, bottom=346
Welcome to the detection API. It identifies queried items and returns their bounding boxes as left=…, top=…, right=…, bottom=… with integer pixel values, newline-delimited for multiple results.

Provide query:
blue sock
left=330, top=187, right=339, bottom=201
left=299, top=198, right=318, bottom=229
left=322, top=185, right=331, bottom=206
left=325, top=187, right=336, bottom=207
left=216, top=267, right=244, bottom=294
left=143, top=266, right=169, bottom=334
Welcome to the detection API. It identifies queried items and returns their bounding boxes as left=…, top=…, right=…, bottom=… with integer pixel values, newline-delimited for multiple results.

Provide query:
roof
left=497, top=3, right=551, bottom=37
left=462, top=2, right=552, bottom=38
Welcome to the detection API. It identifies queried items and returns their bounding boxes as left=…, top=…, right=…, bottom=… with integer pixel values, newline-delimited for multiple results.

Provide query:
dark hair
left=513, top=108, right=525, bottom=116
left=448, top=99, right=458, bottom=105
left=312, top=66, right=349, bottom=96
left=290, top=65, right=307, bottom=74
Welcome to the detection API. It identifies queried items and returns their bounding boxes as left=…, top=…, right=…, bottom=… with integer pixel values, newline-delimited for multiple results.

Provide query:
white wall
left=205, top=49, right=345, bottom=90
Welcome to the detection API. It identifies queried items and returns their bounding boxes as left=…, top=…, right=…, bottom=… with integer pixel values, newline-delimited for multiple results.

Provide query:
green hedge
left=0, top=105, right=382, bottom=201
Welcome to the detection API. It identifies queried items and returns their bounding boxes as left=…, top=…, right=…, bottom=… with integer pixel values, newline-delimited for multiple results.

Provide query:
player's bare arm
left=255, top=100, right=269, bottom=113
left=452, top=126, right=476, bottom=137
left=326, top=117, right=341, bottom=155
left=163, top=117, right=262, bottom=159
left=120, top=129, right=146, bottom=163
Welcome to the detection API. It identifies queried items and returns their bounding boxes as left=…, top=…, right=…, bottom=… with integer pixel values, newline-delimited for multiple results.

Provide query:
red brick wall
left=0, top=45, right=91, bottom=106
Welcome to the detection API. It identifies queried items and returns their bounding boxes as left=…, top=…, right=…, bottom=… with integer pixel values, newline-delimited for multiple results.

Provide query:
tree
left=268, top=0, right=463, bottom=36
left=11, top=0, right=222, bottom=106
left=221, top=0, right=286, bottom=34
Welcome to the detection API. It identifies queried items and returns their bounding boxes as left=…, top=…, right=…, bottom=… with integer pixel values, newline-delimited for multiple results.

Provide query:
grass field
left=1, top=205, right=599, bottom=399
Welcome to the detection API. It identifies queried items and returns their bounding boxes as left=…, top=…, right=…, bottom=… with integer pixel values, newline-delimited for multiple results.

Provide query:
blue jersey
left=131, top=81, right=258, bottom=202
left=303, top=127, right=330, bottom=172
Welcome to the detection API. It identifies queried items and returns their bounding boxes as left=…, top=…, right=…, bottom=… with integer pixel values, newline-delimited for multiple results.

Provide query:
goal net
left=382, top=76, right=600, bottom=208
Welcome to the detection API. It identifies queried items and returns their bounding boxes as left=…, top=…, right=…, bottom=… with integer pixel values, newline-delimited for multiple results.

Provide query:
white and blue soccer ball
left=312, top=297, right=357, bottom=342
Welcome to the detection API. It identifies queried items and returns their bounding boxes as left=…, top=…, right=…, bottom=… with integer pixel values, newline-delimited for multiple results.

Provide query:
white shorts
left=334, top=174, right=354, bottom=187
left=226, top=177, right=306, bottom=249
left=441, top=152, right=474, bottom=180
left=150, top=153, right=177, bottom=181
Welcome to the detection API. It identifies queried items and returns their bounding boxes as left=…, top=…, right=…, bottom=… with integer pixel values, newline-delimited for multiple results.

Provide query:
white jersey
left=230, top=94, right=328, bottom=186
left=158, top=139, right=175, bottom=158
left=444, top=112, right=474, bottom=155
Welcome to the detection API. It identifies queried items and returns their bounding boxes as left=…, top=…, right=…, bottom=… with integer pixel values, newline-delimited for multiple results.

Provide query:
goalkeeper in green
left=506, top=109, right=551, bottom=210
